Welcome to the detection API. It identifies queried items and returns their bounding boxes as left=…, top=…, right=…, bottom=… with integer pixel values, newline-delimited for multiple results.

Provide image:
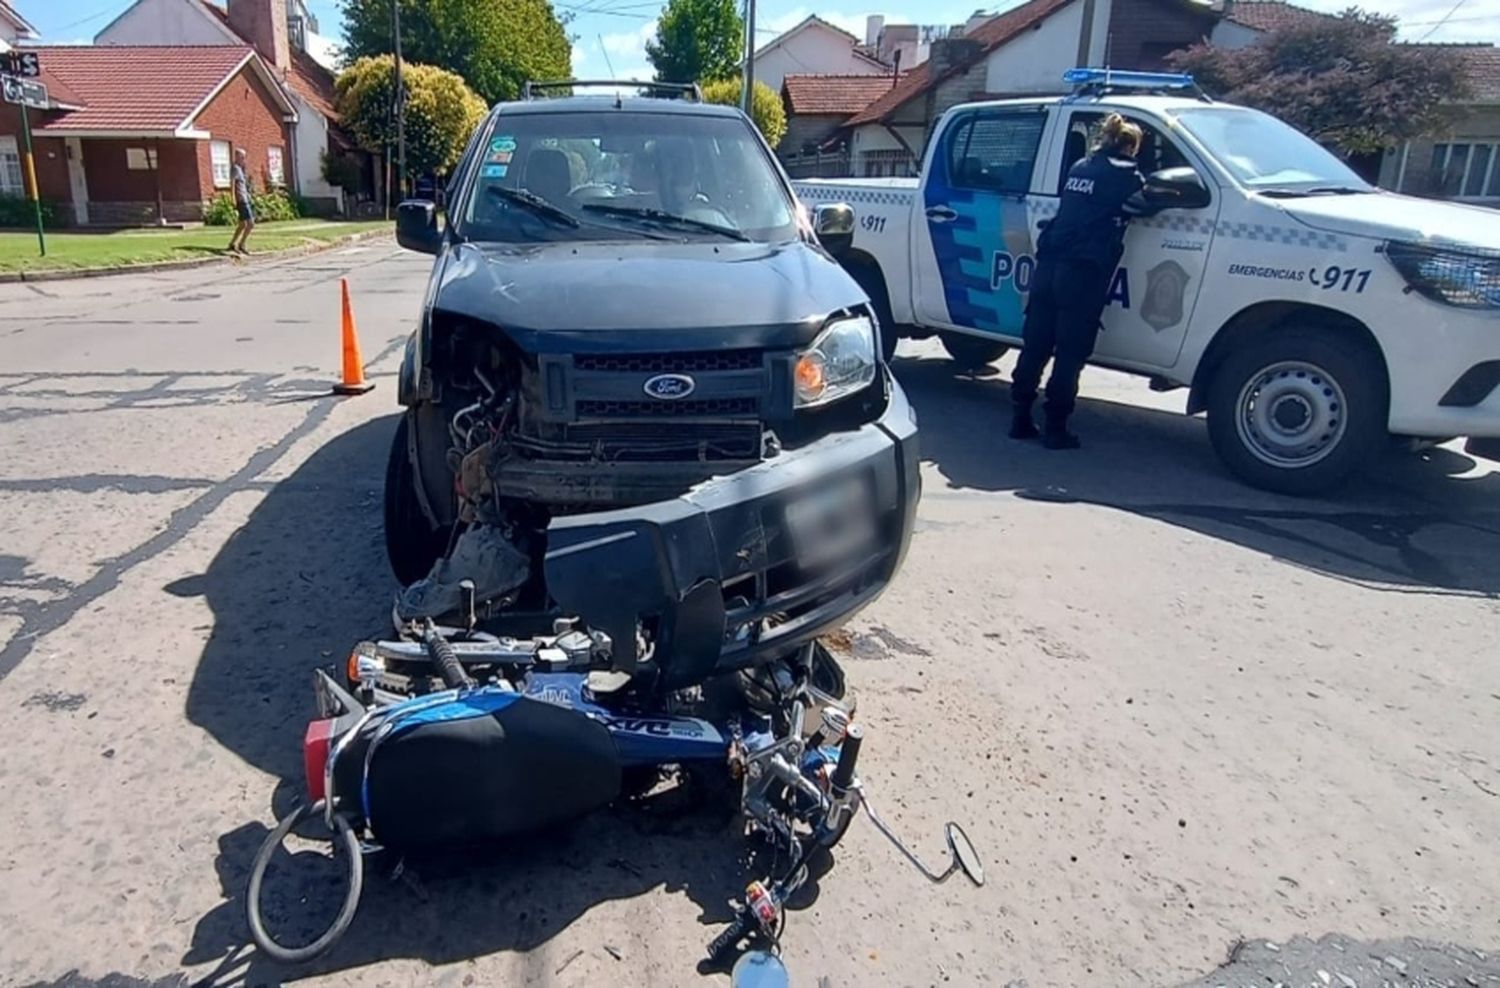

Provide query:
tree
left=341, top=0, right=571, bottom=106
left=336, top=56, right=487, bottom=178
left=1168, top=9, right=1470, bottom=157
left=646, top=0, right=743, bottom=84
left=702, top=77, right=785, bottom=149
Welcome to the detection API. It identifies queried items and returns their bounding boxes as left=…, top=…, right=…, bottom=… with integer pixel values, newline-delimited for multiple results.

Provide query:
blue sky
left=30, top=0, right=1500, bottom=75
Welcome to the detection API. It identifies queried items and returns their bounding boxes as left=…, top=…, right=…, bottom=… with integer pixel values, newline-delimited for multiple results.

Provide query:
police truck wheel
left=940, top=332, right=1008, bottom=371
left=384, top=413, right=447, bottom=585
left=1206, top=326, right=1386, bottom=496
left=847, top=261, right=899, bottom=361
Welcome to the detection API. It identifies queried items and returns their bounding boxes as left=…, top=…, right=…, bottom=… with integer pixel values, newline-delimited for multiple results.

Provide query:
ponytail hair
left=1093, top=113, right=1143, bottom=157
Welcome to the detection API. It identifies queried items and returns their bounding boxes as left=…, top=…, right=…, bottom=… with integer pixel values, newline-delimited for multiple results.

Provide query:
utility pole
left=742, top=0, right=756, bottom=113
left=17, top=101, right=43, bottom=256
left=392, top=0, right=407, bottom=200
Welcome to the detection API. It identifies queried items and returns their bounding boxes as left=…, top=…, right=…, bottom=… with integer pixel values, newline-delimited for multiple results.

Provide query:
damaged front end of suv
left=384, top=89, right=918, bottom=694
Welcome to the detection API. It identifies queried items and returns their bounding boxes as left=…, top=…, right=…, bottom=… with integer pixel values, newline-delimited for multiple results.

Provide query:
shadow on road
left=896, top=353, right=1500, bottom=596
left=176, top=415, right=776, bottom=984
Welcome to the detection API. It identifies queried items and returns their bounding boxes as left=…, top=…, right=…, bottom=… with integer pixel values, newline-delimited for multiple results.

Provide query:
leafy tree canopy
left=335, top=55, right=488, bottom=176
left=646, top=0, right=743, bottom=84
left=342, top=0, right=571, bottom=106
left=701, top=77, right=786, bottom=149
left=1168, top=8, right=1470, bottom=156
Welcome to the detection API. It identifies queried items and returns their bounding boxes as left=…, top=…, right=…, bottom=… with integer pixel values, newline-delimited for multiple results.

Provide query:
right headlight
left=1385, top=241, right=1500, bottom=309
left=793, top=315, right=877, bottom=408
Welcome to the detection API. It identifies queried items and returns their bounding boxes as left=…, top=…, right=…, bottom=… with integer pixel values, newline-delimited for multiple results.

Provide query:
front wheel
left=940, top=332, right=1008, bottom=371
left=1205, top=326, right=1387, bottom=495
left=384, top=413, right=447, bottom=585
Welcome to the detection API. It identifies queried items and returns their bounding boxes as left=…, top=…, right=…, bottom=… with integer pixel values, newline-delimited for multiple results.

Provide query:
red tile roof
left=1224, top=1, right=1336, bottom=33
left=204, top=0, right=347, bottom=128
left=1461, top=45, right=1500, bottom=102
left=33, top=45, right=258, bottom=133
left=847, top=0, right=1074, bottom=127
left=783, top=73, right=899, bottom=116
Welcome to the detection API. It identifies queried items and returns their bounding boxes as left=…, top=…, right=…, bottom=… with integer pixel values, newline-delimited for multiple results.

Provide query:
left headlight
left=1386, top=241, right=1500, bottom=309
left=794, top=315, right=877, bottom=408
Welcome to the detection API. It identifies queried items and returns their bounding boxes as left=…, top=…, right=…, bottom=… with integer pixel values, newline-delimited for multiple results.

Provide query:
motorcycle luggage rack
left=522, top=79, right=704, bottom=102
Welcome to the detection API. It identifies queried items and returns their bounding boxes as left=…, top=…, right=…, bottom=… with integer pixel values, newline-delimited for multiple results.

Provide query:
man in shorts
left=227, top=148, right=255, bottom=255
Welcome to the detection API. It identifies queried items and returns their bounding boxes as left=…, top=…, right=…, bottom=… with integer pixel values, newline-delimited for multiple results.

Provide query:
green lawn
left=0, top=219, right=391, bottom=274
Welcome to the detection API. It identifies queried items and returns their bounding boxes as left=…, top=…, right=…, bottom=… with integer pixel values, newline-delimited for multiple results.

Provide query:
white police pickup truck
left=795, top=69, right=1500, bottom=494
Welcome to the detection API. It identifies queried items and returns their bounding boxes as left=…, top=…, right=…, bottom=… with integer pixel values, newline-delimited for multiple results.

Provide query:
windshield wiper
left=1257, top=185, right=1369, bottom=198
left=580, top=204, right=749, bottom=241
left=486, top=186, right=579, bottom=227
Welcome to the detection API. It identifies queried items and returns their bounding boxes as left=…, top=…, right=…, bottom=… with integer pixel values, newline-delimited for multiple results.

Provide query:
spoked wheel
left=246, top=800, right=365, bottom=963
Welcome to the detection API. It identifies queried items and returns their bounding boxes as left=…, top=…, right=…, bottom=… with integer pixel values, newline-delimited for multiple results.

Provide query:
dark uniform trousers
left=1010, top=256, right=1115, bottom=422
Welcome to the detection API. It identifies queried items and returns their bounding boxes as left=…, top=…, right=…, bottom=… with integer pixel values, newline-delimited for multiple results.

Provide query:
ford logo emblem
left=643, top=373, right=696, bottom=400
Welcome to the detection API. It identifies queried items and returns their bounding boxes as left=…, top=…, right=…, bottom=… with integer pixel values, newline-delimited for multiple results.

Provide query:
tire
left=1205, top=325, right=1387, bottom=496
left=940, top=331, right=1008, bottom=371
left=847, top=261, right=899, bottom=362
left=384, top=412, right=447, bottom=585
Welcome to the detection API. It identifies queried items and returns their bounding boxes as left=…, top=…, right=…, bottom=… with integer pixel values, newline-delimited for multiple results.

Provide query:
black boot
left=1043, top=412, right=1080, bottom=450
left=1009, top=401, right=1040, bottom=440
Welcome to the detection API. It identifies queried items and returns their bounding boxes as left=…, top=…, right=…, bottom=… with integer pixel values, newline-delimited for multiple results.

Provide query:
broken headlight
left=794, top=315, right=877, bottom=408
left=1386, top=241, right=1500, bottom=310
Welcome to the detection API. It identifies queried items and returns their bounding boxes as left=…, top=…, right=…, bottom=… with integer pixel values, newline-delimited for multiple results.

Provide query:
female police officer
left=1009, top=113, right=1154, bottom=449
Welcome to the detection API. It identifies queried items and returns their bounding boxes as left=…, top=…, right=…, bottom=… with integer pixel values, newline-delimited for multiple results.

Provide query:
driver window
left=1058, top=112, right=1191, bottom=192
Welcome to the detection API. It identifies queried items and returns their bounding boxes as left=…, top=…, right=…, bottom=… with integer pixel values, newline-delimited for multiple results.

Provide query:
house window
left=1430, top=142, right=1499, bottom=198
left=0, top=136, right=23, bottom=196
left=126, top=147, right=158, bottom=171
left=945, top=111, right=1046, bottom=194
left=267, top=146, right=285, bottom=186
left=211, top=140, right=232, bottom=188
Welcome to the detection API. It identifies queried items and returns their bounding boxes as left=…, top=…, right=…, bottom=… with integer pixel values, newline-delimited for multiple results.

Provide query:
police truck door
left=913, top=107, right=1052, bottom=337
left=1057, top=109, right=1219, bottom=369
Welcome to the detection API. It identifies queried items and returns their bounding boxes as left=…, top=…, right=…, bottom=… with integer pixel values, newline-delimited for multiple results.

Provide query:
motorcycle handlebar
left=423, top=619, right=474, bottom=690
left=831, top=722, right=863, bottom=790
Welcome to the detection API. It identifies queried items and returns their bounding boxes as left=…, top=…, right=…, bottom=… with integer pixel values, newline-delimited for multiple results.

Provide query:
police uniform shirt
left=1038, top=152, right=1147, bottom=269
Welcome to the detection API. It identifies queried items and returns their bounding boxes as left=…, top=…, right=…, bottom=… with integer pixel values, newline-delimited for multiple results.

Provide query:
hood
left=1278, top=191, right=1500, bottom=251
left=431, top=239, right=867, bottom=353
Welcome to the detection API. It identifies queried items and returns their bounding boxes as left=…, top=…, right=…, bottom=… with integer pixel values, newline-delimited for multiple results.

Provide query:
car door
left=1055, top=109, right=1220, bottom=369
left=913, top=106, right=1051, bottom=338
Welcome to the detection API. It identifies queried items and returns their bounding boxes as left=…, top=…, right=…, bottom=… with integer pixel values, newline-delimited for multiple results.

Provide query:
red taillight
left=303, top=718, right=335, bottom=803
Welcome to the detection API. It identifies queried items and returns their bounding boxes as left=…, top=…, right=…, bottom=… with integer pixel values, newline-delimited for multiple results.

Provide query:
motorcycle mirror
left=945, top=821, right=985, bottom=887
left=731, top=950, right=790, bottom=988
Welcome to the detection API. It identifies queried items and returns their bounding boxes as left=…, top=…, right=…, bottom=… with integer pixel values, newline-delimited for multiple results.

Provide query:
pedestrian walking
left=1009, top=113, right=1155, bottom=449
left=227, top=148, right=255, bottom=256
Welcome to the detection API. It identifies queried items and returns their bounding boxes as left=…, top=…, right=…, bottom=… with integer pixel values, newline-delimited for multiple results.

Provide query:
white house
left=747, top=15, right=890, bottom=95
left=96, top=0, right=354, bottom=213
left=0, top=1, right=37, bottom=51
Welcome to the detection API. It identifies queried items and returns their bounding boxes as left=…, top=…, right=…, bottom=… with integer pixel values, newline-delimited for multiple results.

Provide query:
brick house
left=0, top=45, right=297, bottom=225
left=96, top=0, right=369, bottom=215
left=781, top=74, right=901, bottom=159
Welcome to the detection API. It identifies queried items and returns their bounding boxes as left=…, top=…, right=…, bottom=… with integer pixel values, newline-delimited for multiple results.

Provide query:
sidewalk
left=0, top=219, right=391, bottom=281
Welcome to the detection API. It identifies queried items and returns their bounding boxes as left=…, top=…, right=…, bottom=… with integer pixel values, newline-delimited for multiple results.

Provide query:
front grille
left=562, top=421, right=763, bottom=460
left=574, top=350, right=763, bottom=373
left=577, top=397, right=759, bottom=418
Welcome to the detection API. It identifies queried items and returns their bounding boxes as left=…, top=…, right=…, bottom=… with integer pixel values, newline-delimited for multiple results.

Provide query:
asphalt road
left=0, top=245, right=1496, bottom=988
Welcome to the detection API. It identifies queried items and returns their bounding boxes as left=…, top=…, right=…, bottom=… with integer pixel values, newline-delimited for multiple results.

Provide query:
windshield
left=1170, top=107, right=1372, bottom=192
left=454, top=109, right=798, bottom=244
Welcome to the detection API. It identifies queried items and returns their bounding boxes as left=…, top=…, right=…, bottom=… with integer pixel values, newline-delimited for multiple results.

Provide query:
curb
left=0, top=228, right=393, bottom=284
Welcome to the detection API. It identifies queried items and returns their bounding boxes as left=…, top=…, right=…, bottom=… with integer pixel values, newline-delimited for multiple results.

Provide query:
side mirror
left=813, top=202, right=855, bottom=255
left=945, top=821, right=985, bottom=887
left=396, top=199, right=441, bottom=254
left=1145, top=166, right=1211, bottom=210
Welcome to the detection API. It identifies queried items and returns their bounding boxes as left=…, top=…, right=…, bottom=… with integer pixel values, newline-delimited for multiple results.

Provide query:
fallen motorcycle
left=246, top=600, right=983, bottom=976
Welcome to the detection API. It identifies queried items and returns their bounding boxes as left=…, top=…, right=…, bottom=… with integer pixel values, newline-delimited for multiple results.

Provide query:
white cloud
left=601, top=21, right=657, bottom=57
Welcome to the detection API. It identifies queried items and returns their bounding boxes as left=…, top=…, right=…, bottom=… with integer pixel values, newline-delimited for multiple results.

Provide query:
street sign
left=3, top=51, right=38, bottom=79
left=2, top=75, right=46, bottom=110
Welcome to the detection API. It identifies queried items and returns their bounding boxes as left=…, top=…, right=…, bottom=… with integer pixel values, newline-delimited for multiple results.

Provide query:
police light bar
left=1063, top=68, right=1196, bottom=89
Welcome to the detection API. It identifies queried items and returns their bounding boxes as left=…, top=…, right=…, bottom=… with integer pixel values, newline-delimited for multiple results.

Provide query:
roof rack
left=1061, top=67, right=1211, bottom=102
left=521, top=79, right=704, bottom=102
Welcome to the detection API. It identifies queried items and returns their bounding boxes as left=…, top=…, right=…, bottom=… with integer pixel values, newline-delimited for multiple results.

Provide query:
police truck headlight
left=1386, top=241, right=1500, bottom=309
left=794, top=316, right=877, bottom=407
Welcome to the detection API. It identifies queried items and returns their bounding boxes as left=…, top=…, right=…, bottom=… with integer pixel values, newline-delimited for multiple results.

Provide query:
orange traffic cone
left=333, top=277, right=375, bottom=395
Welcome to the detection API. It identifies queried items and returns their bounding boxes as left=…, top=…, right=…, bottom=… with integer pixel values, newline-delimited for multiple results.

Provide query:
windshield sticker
left=482, top=163, right=508, bottom=179
left=487, top=149, right=513, bottom=164
left=491, top=136, right=516, bottom=153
